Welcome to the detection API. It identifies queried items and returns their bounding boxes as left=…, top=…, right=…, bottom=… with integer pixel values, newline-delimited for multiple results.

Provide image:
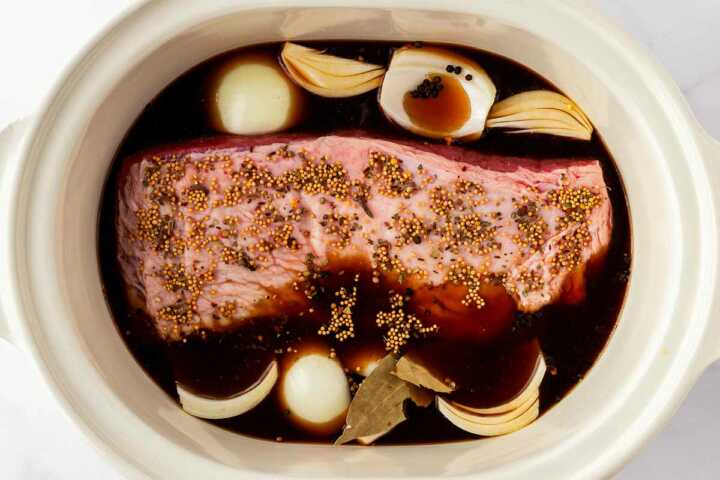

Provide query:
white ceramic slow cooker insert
left=1, top=1, right=720, bottom=479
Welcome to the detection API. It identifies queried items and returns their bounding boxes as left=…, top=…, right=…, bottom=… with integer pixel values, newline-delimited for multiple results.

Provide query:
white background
left=1, top=1, right=720, bottom=478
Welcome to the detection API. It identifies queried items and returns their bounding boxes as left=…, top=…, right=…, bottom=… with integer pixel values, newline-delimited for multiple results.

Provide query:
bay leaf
left=335, top=354, right=432, bottom=445
left=394, top=355, right=455, bottom=393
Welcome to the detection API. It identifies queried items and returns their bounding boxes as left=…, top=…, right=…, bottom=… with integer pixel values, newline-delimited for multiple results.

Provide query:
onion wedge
left=281, top=42, right=386, bottom=97
left=177, top=360, right=278, bottom=420
left=487, top=90, right=593, bottom=140
left=436, top=353, right=546, bottom=436
left=437, top=397, right=540, bottom=436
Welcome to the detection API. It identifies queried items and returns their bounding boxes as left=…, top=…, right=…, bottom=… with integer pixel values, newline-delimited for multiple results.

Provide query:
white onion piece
left=440, top=393, right=536, bottom=425
left=378, top=46, right=496, bottom=140
left=281, top=353, right=350, bottom=432
left=280, top=42, right=386, bottom=98
left=437, top=396, right=540, bottom=436
left=436, top=353, right=546, bottom=436
left=177, top=361, right=278, bottom=420
left=342, top=344, right=386, bottom=377
left=211, top=53, right=305, bottom=135
left=450, top=353, right=546, bottom=415
left=486, top=90, right=593, bottom=140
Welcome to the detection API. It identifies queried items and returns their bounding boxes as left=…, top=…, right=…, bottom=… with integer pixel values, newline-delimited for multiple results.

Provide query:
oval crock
left=1, top=1, right=720, bottom=479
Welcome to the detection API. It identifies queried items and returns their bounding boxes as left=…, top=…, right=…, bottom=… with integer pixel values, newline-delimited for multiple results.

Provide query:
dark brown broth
left=403, top=74, right=471, bottom=134
left=98, top=42, right=631, bottom=445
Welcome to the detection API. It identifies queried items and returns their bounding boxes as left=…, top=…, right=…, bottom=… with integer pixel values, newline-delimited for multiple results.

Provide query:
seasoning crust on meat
left=116, top=134, right=612, bottom=341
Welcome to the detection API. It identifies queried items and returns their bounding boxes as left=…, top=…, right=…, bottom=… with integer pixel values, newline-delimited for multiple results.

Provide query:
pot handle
left=0, top=118, right=32, bottom=345
left=698, top=128, right=720, bottom=369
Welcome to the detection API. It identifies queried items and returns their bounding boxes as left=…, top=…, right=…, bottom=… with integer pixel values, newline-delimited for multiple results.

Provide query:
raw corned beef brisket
left=116, top=133, right=612, bottom=341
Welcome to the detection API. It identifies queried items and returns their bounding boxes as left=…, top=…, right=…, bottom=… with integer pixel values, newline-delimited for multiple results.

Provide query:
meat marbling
left=116, top=134, right=612, bottom=341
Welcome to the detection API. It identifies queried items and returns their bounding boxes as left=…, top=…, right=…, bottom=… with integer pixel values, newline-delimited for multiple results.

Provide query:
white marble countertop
left=1, top=1, right=719, bottom=478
